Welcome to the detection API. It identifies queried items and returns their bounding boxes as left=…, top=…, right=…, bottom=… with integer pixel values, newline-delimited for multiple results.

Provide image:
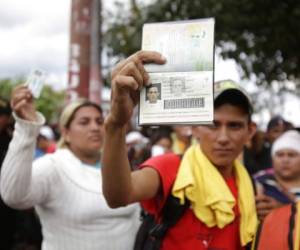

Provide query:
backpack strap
left=134, top=154, right=189, bottom=250
left=146, top=194, right=190, bottom=250
left=250, top=175, right=257, bottom=195
left=251, top=221, right=263, bottom=250
left=135, top=193, right=189, bottom=250
left=288, top=203, right=297, bottom=250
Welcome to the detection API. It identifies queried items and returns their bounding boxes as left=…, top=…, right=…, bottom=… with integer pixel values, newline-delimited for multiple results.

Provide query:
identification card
left=25, top=69, right=47, bottom=98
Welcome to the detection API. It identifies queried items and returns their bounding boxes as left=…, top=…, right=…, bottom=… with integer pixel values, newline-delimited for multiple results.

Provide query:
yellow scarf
left=172, top=144, right=258, bottom=246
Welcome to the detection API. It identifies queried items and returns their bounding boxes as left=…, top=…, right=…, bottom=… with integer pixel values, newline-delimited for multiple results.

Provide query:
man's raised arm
left=101, top=51, right=166, bottom=208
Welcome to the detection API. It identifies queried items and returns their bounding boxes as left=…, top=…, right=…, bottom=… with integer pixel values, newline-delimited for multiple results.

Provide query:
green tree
left=0, top=78, right=19, bottom=98
left=35, top=85, right=66, bottom=124
left=104, top=0, right=300, bottom=88
left=0, top=78, right=65, bottom=124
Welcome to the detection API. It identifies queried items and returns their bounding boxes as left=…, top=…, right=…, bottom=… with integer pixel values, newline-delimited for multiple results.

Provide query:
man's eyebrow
left=228, top=121, right=245, bottom=124
left=227, top=121, right=246, bottom=127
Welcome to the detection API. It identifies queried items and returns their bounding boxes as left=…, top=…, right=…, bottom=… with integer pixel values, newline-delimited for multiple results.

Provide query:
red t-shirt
left=140, top=153, right=244, bottom=250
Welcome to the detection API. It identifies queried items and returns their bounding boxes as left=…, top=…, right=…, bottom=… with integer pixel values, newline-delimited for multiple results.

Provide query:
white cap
left=39, top=126, right=55, bottom=140
left=272, top=130, right=300, bottom=156
left=125, top=131, right=148, bottom=145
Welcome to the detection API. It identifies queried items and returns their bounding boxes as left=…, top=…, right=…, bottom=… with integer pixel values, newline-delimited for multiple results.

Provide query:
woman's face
left=156, top=137, right=172, bottom=153
left=64, top=106, right=104, bottom=157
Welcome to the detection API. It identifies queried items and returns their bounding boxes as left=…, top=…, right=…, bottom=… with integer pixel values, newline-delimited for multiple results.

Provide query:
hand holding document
left=139, top=18, right=215, bottom=125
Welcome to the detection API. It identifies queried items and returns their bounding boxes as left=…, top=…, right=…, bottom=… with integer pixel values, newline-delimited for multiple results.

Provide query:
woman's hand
left=10, top=85, right=37, bottom=122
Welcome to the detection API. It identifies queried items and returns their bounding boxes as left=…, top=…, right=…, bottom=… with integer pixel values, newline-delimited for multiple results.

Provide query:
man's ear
left=192, top=126, right=202, bottom=143
left=248, top=121, right=257, bottom=141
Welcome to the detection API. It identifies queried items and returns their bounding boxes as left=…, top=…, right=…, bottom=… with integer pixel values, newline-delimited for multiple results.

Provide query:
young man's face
left=147, top=87, right=159, bottom=103
left=273, top=149, right=300, bottom=181
left=192, top=104, right=255, bottom=171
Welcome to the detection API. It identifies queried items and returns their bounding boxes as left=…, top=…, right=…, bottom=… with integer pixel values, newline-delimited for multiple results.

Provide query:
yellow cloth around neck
left=172, top=144, right=258, bottom=246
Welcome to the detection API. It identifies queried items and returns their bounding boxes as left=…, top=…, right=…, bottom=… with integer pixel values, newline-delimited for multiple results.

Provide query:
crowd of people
left=0, top=50, right=300, bottom=250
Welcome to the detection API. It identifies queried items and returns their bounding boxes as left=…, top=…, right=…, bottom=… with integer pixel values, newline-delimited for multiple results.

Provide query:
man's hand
left=255, top=194, right=284, bottom=221
left=10, top=85, right=37, bottom=122
left=106, top=50, right=166, bottom=128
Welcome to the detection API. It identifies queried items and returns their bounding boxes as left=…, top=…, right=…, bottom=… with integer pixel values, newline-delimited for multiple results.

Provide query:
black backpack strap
left=147, top=194, right=190, bottom=249
left=250, top=175, right=257, bottom=195
left=161, top=194, right=190, bottom=226
left=134, top=154, right=188, bottom=250
left=288, top=203, right=297, bottom=250
left=147, top=155, right=188, bottom=245
left=251, top=221, right=263, bottom=250
left=134, top=194, right=189, bottom=250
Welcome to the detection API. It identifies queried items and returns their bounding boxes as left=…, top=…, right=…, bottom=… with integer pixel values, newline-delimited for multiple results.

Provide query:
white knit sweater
left=0, top=113, right=141, bottom=250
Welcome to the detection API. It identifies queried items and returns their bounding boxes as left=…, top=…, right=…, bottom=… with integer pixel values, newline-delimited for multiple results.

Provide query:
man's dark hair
left=214, top=89, right=252, bottom=122
left=266, top=115, right=287, bottom=131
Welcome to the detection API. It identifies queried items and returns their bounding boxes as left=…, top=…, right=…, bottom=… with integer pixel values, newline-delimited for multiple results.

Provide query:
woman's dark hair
left=150, top=129, right=173, bottom=146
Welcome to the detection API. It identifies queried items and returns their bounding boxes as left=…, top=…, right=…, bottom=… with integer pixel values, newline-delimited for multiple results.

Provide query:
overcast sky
left=0, top=0, right=72, bottom=90
left=1, top=0, right=299, bottom=126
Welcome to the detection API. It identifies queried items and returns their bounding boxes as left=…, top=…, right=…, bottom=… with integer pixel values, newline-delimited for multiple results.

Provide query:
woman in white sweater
left=0, top=85, right=140, bottom=250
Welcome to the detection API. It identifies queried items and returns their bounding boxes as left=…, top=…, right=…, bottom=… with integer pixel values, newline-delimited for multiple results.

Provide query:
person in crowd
left=0, top=96, right=18, bottom=250
left=0, top=96, right=13, bottom=165
left=255, top=130, right=300, bottom=220
left=149, top=128, right=173, bottom=157
left=171, top=125, right=194, bottom=155
left=254, top=116, right=291, bottom=171
left=126, top=130, right=150, bottom=169
left=34, top=125, right=56, bottom=159
left=266, top=116, right=288, bottom=143
left=101, top=51, right=258, bottom=250
left=0, top=96, right=42, bottom=250
left=0, top=85, right=141, bottom=250
left=239, top=128, right=266, bottom=175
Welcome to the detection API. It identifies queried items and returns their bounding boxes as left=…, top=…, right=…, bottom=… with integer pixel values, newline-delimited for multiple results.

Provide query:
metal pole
left=89, top=0, right=102, bottom=104
left=67, top=0, right=92, bottom=102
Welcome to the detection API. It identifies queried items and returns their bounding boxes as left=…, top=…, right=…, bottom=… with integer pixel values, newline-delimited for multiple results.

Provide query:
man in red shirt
left=102, top=51, right=258, bottom=250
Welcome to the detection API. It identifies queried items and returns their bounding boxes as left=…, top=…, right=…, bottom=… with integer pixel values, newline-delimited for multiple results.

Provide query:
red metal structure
left=67, top=0, right=102, bottom=104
